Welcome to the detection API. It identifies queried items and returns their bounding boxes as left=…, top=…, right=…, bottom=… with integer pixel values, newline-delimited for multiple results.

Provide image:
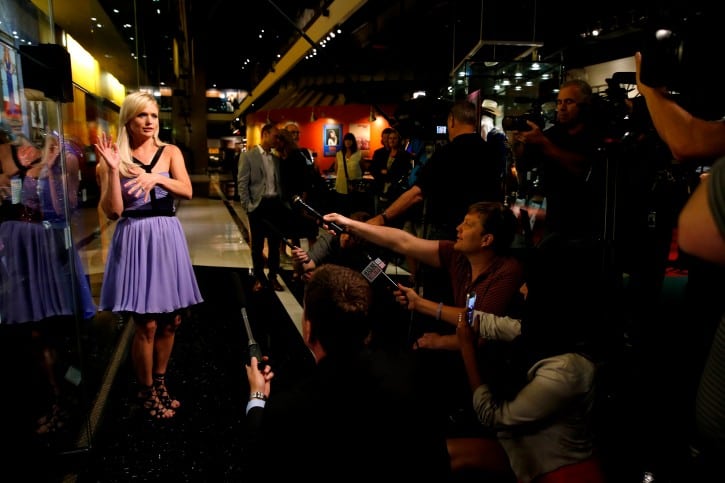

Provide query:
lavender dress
left=0, top=160, right=97, bottom=324
left=99, top=146, right=203, bottom=314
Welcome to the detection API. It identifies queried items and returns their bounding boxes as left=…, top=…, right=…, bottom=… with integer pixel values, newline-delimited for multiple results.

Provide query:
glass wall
left=0, top=0, right=141, bottom=476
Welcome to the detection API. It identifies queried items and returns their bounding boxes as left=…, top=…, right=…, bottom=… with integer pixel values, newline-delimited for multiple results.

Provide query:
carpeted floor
left=24, top=259, right=706, bottom=483
left=74, top=266, right=315, bottom=482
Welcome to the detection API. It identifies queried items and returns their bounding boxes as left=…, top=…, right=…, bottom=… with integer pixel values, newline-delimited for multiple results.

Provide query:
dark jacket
left=416, top=133, right=502, bottom=235
left=242, top=349, right=450, bottom=482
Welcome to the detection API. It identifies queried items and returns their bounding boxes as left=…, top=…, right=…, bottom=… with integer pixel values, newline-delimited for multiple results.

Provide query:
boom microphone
left=232, top=271, right=247, bottom=309
left=292, top=195, right=345, bottom=236
left=232, top=272, right=263, bottom=366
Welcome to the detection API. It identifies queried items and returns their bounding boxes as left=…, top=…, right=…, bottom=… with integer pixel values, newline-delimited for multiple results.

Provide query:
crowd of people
left=236, top=57, right=725, bottom=481
left=5, top=48, right=724, bottom=481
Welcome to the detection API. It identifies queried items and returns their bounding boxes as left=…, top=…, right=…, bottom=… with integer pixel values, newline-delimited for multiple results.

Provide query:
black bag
left=382, top=174, right=409, bottom=203
left=347, top=178, right=373, bottom=194
left=343, top=160, right=373, bottom=214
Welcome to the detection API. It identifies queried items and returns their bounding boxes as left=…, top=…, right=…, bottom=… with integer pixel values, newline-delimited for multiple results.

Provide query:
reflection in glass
left=0, top=128, right=96, bottom=438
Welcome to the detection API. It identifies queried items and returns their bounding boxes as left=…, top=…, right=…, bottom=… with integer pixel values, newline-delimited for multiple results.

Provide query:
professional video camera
left=588, top=72, right=651, bottom=143
left=638, top=8, right=723, bottom=119
left=501, top=102, right=546, bottom=132
left=639, top=11, right=706, bottom=91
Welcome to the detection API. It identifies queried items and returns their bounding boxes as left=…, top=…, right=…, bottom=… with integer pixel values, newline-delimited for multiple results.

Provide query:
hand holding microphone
left=291, top=246, right=312, bottom=265
left=292, top=196, right=345, bottom=236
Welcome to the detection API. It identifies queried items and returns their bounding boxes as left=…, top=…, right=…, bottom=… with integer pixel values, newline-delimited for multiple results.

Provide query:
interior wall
left=245, top=103, right=396, bottom=172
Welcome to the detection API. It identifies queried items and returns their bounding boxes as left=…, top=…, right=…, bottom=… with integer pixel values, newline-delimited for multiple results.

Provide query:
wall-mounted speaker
left=18, top=44, right=73, bottom=103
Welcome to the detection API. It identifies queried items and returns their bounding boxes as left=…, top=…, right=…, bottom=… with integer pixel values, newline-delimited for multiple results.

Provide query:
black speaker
left=18, top=44, right=73, bottom=103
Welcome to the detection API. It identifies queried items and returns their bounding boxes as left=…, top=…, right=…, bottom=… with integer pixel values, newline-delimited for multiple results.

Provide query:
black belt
left=0, top=204, right=43, bottom=222
left=122, top=210, right=175, bottom=218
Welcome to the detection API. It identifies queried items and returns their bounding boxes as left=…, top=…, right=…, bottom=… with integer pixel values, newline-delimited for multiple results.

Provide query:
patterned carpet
left=75, top=266, right=315, bottom=482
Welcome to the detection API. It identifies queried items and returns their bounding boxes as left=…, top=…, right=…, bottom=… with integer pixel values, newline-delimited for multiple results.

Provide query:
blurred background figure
left=331, top=132, right=365, bottom=215
left=277, top=127, right=319, bottom=251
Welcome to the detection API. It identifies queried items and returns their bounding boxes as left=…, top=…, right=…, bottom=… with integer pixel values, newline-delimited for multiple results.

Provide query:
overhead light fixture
left=310, top=108, right=316, bottom=122
left=266, top=111, right=271, bottom=124
left=368, top=106, right=376, bottom=122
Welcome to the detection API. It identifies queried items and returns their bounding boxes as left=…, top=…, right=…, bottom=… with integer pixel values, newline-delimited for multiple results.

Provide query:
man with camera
left=512, top=79, right=606, bottom=245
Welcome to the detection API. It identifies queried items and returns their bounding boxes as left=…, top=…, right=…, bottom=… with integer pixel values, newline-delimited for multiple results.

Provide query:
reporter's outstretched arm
left=324, top=212, right=440, bottom=268
left=368, top=185, right=424, bottom=226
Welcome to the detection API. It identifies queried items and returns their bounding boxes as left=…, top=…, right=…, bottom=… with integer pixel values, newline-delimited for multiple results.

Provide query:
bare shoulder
left=163, top=143, right=187, bottom=167
left=163, top=143, right=183, bottom=159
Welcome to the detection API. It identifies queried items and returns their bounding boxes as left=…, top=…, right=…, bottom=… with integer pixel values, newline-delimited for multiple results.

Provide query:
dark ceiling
left=94, top=0, right=711, bottom=108
left=194, top=0, right=704, bottom=104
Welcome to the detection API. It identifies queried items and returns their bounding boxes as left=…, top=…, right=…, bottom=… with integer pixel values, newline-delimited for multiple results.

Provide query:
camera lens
left=502, top=115, right=531, bottom=132
left=640, top=27, right=683, bottom=88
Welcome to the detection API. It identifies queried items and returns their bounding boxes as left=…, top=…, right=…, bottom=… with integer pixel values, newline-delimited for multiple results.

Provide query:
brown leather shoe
left=269, top=278, right=284, bottom=292
left=252, top=279, right=265, bottom=292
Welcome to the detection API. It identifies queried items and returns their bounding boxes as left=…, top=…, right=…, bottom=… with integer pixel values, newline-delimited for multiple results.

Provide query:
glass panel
left=459, top=60, right=563, bottom=127
left=0, top=0, right=117, bottom=474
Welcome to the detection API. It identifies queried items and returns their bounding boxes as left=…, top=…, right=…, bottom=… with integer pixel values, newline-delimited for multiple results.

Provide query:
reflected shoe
left=252, top=279, right=265, bottom=292
left=270, top=278, right=284, bottom=291
left=36, top=403, right=69, bottom=434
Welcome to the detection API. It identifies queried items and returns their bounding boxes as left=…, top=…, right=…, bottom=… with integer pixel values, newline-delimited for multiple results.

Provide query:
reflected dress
left=99, top=146, right=202, bottom=314
left=0, top=152, right=96, bottom=324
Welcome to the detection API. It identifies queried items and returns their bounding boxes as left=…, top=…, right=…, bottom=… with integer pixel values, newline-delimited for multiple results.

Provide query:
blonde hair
left=117, top=91, right=165, bottom=177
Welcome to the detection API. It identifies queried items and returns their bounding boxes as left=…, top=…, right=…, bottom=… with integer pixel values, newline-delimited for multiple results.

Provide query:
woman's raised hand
left=95, top=132, right=120, bottom=170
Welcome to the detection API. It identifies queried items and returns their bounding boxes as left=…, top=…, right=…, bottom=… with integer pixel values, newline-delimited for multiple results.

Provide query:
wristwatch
left=249, top=391, right=267, bottom=401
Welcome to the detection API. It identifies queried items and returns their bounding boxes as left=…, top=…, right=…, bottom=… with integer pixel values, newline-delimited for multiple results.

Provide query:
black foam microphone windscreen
left=232, top=271, right=247, bottom=309
left=293, top=195, right=345, bottom=235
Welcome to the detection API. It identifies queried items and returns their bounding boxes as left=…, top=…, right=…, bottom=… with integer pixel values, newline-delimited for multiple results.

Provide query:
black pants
left=248, top=197, right=286, bottom=282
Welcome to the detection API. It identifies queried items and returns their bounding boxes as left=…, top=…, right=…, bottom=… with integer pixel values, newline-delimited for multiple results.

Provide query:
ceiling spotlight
left=266, top=111, right=271, bottom=124
left=368, top=106, right=377, bottom=122
left=310, top=108, right=316, bottom=122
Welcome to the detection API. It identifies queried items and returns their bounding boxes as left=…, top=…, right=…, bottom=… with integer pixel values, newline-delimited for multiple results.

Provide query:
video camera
left=638, top=10, right=710, bottom=92
left=637, top=8, right=724, bottom=118
left=502, top=110, right=545, bottom=132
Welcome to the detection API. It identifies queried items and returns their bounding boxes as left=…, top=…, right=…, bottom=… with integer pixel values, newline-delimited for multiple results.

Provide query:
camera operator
left=636, top=50, right=725, bottom=478
left=512, top=79, right=606, bottom=245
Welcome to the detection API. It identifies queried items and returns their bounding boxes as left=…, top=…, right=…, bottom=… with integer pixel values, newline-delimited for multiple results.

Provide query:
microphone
left=361, top=254, right=400, bottom=291
left=292, top=195, right=345, bottom=236
left=232, top=272, right=263, bottom=366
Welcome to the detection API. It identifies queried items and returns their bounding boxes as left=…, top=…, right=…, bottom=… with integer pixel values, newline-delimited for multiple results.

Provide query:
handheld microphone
left=258, top=218, right=304, bottom=257
left=292, top=195, right=345, bottom=236
left=361, top=254, right=400, bottom=291
left=232, top=272, right=264, bottom=366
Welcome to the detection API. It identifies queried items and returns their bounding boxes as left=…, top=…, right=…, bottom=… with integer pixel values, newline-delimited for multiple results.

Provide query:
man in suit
left=243, top=264, right=450, bottom=481
left=238, top=123, right=285, bottom=292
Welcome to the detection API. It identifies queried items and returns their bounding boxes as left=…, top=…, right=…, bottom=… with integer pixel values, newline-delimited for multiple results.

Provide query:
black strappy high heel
left=153, top=374, right=181, bottom=410
left=138, top=384, right=175, bottom=419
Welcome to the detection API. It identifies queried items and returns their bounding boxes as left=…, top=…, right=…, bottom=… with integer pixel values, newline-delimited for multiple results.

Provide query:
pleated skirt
left=0, top=220, right=97, bottom=324
left=99, top=215, right=203, bottom=314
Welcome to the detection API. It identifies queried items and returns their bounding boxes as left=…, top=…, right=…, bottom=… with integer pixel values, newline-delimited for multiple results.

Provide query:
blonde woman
left=96, top=91, right=203, bottom=420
